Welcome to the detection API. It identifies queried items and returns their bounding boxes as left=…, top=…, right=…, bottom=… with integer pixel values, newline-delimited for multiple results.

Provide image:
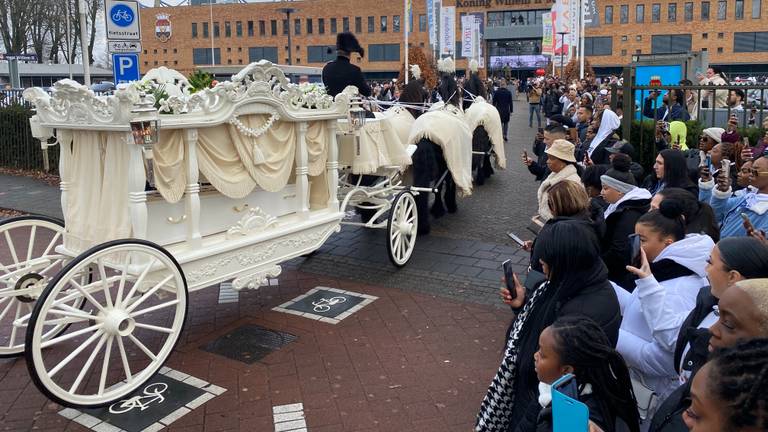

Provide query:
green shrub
left=0, top=105, right=58, bottom=172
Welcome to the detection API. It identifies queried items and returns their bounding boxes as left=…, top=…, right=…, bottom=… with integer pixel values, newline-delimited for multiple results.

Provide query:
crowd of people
left=474, top=73, right=768, bottom=432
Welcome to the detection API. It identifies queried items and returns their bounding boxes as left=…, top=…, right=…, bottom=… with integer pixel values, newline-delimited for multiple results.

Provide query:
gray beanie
left=600, top=174, right=635, bottom=194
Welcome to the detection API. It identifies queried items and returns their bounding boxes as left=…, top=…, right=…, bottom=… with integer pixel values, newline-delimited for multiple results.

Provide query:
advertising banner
left=427, top=0, right=435, bottom=47
left=461, top=15, right=474, bottom=58
left=440, top=6, right=456, bottom=56
left=541, top=13, right=553, bottom=56
left=584, top=0, right=600, bottom=27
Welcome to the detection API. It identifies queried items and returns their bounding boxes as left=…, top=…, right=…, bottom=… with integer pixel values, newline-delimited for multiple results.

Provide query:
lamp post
left=556, top=31, right=569, bottom=80
left=278, top=7, right=298, bottom=65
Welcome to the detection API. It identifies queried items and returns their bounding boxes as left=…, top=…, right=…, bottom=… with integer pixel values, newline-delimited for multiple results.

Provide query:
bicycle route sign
left=105, top=0, right=141, bottom=41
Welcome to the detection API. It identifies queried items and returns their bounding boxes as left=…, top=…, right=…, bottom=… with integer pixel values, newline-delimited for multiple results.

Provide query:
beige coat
left=536, top=164, right=580, bottom=221
left=699, top=75, right=729, bottom=109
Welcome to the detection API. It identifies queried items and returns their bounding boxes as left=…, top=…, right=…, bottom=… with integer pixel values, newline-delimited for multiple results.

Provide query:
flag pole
left=579, top=0, right=585, bottom=79
left=404, top=0, right=409, bottom=84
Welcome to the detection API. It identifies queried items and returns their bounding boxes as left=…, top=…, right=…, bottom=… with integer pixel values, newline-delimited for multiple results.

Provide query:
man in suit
left=322, top=32, right=371, bottom=98
left=493, top=78, right=513, bottom=141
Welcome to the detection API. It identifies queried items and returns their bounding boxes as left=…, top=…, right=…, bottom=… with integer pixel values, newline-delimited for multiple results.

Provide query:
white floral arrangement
left=288, top=82, right=333, bottom=109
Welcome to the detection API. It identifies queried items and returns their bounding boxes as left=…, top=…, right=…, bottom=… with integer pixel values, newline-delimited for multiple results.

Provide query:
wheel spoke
left=41, top=232, right=62, bottom=258
left=97, top=259, right=113, bottom=308
left=98, top=336, right=114, bottom=395
left=116, top=335, right=133, bottom=382
left=4, top=231, right=19, bottom=265
left=130, top=299, right=179, bottom=319
left=46, top=308, right=97, bottom=322
left=393, top=234, right=401, bottom=254
left=26, top=225, right=37, bottom=263
left=41, top=322, right=103, bottom=349
left=69, top=333, right=108, bottom=394
left=8, top=302, right=21, bottom=347
left=125, top=274, right=174, bottom=314
left=134, top=322, right=174, bottom=334
left=114, top=253, right=130, bottom=312
left=119, top=258, right=156, bottom=308
left=37, top=259, right=63, bottom=277
left=0, top=298, right=15, bottom=322
left=128, top=334, right=157, bottom=361
left=48, top=329, right=104, bottom=377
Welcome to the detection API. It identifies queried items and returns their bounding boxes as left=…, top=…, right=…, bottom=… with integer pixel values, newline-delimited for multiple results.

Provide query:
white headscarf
left=588, top=109, right=621, bottom=156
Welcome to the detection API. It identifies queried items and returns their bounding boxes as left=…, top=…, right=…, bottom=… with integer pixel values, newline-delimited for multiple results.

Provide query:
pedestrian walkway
left=0, top=174, right=63, bottom=220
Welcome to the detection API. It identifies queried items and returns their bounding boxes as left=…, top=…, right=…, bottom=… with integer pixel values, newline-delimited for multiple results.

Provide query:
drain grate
left=201, top=325, right=297, bottom=364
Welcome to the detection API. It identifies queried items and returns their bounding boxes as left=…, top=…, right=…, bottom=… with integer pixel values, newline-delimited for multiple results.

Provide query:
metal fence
left=0, top=104, right=56, bottom=172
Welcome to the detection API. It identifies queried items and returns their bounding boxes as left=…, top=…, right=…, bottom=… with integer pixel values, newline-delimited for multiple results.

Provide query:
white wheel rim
left=0, top=218, right=75, bottom=356
left=389, top=193, right=417, bottom=266
left=29, top=242, right=186, bottom=407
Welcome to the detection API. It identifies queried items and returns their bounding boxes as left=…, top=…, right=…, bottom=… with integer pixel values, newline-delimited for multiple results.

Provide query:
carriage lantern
left=348, top=95, right=367, bottom=131
left=130, top=92, right=160, bottom=150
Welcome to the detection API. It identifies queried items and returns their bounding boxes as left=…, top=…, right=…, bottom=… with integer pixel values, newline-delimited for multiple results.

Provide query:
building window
left=368, top=43, right=399, bottom=61
left=735, top=0, right=744, bottom=18
left=685, top=2, right=694, bottom=21
left=294, top=18, right=301, bottom=35
left=393, top=15, right=400, bottom=32
left=193, top=48, right=220, bottom=65
left=203, top=22, right=209, bottom=38
left=651, top=34, right=693, bottom=53
left=584, top=36, right=612, bottom=55
left=343, top=17, right=349, bottom=32
left=636, top=4, right=645, bottom=22
left=319, top=18, right=325, bottom=34
left=668, top=3, right=677, bottom=21
left=225, top=21, right=231, bottom=37
left=257, top=21, right=263, bottom=36
left=718, top=32, right=724, bottom=38
left=620, top=4, right=629, bottom=23
left=282, top=19, right=288, bottom=35
left=718, top=47, right=724, bottom=52
left=753, top=0, right=762, bottom=18
left=734, top=31, right=768, bottom=51
left=355, top=17, right=362, bottom=33
left=308, top=46, right=336, bottom=63
left=703, top=32, right=709, bottom=39
left=636, top=35, right=642, bottom=41
left=368, top=16, right=375, bottom=33
left=248, top=46, right=278, bottom=63
left=307, top=18, right=313, bottom=34
left=652, top=3, right=661, bottom=21
left=236, top=21, right=242, bottom=37
left=249, top=21, right=255, bottom=37
left=380, top=16, right=387, bottom=32
left=213, top=22, right=220, bottom=37
left=331, top=18, right=337, bottom=34
left=621, top=49, right=627, bottom=55
left=271, top=20, right=277, bottom=36
left=192, top=23, right=198, bottom=38
left=702, top=1, right=711, bottom=19
left=621, top=35, right=628, bottom=41
left=718, top=0, right=727, bottom=19
left=419, top=14, right=427, bottom=32
left=605, top=5, right=614, bottom=23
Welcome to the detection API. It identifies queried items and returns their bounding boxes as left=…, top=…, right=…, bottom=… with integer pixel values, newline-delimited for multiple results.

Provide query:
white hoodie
left=614, top=234, right=714, bottom=406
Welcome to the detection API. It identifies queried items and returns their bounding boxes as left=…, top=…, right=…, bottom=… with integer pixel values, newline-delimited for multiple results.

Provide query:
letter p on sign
left=112, top=53, right=140, bottom=84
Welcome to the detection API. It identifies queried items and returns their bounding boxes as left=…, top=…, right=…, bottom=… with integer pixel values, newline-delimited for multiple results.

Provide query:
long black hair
left=637, top=199, right=687, bottom=241
left=549, top=316, right=641, bottom=432
left=659, top=149, right=695, bottom=189
left=707, top=338, right=768, bottom=431
left=657, top=188, right=720, bottom=242
left=717, top=237, right=768, bottom=278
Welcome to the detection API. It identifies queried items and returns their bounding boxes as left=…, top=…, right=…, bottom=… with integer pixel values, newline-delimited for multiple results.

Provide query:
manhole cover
left=201, top=325, right=297, bottom=364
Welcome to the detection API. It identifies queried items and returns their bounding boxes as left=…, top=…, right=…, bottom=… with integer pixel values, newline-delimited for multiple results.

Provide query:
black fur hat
left=335, top=32, right=365, bottom=57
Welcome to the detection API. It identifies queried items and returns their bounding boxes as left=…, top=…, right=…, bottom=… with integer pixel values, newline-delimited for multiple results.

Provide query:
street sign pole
left=79, top=0, right=91, bottom=86
left=8, top=59, right=20, bottom=88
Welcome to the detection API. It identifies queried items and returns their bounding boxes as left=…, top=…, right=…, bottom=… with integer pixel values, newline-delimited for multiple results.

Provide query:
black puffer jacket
left=600, top=198, right=651, bottom=291
left=515, top=391, right=632, bottom=432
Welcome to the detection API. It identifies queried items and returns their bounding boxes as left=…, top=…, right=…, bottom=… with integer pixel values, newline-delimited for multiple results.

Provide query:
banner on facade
left=584, top=0, right=600, bottom=27
left=461, top=15, right=474, bottom=57
left=541, top=12, right=553, bottom=56
left=552, top=2, right=573, bottom=61
left=440, top=6, right=456, bottom=56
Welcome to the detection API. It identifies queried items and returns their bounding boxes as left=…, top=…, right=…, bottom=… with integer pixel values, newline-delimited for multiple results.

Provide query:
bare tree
left=0, top=0, right=34, bottom=54
left=28, top=0, right=58, bottom=63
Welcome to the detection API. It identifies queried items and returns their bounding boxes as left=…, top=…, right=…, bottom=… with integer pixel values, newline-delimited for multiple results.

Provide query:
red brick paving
left=0, top=269, right=510, bottom=431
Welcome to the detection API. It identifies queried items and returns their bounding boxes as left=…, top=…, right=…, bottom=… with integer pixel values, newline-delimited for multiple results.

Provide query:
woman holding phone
left=476, top=222, right=620, bottom=431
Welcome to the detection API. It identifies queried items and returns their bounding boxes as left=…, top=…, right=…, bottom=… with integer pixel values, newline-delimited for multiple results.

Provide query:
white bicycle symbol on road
left=108, top=382, right=168, bottom=414
left=112, top=9, right=134, bottom=24
left=312, top=296, right=347, bottom=312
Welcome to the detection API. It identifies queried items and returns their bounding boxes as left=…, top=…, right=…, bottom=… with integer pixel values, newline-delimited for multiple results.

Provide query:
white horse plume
left=410, top=64, right=422, bottom=80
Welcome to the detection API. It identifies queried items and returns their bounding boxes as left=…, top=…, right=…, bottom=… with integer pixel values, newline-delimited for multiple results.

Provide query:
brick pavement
left=0, top=268, right=511, bottom=432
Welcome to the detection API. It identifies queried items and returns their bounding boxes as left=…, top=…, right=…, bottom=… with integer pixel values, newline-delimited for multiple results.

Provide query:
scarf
left=475, top=282, right=551, bottom=431
left=603, top=187, right=653, bottom=219
left=744, top=191, right=768, bottom=215
left=589, top=109, right=620, bottom=156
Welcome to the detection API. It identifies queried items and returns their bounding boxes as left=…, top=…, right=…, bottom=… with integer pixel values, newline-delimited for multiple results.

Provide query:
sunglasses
left=750, top=169, right=768, bottom=177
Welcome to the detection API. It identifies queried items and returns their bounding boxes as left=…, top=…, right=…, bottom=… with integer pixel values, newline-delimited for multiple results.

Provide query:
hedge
left=0, top=105, right=58, bottom=172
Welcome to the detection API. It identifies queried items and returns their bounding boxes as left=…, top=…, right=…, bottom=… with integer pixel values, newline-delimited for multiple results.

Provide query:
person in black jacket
left=476, top=222, right=621, bottom=431
left=648, top=238, right=768, bottom=432
left=599, top=155, right=652, bottom=291
left=515, top=316, right=640, bottom=432
left=524, top=124, right=566, bottom=182
left=493, top=78, right=513, bottom=141
left=643, top=149, right=699, bottom=197
left=321, top=32, right=371, bottom=98
left=605, top=141, right=645, bottom=185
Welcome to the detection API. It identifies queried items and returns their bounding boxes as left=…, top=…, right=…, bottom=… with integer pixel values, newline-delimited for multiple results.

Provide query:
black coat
left=321, top=56, right=371, bottom=98
left=515, top=391, right=632, bottom=432
left=494, top=88, right=513, bottom=122
left=600, top=198, right=651, bottom=291
left=528, top=138, right=550, bottom=181
left=589, top=137, right=617, bottom=166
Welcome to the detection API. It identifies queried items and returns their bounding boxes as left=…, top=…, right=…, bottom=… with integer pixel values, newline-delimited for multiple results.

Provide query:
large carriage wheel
left=25, top=239, right=187, bottom=408
left=0, top=216, right=84, bottom=358
left=387, top=191, right=418, bottom=267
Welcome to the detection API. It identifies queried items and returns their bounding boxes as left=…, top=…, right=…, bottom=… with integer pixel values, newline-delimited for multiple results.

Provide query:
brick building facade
left=138, top=0, right=768, bottom=78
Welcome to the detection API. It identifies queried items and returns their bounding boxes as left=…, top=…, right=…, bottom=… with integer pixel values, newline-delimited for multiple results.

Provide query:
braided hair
left=549, top=316, right=641, bottom=432
left=707, top=338, right=768, bottom=431
left=636, top=199, right=687, bottom=241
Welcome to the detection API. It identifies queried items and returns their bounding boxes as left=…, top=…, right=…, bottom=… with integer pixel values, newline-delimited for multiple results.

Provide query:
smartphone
left=628, top=234, right=642, bottom=268
left=722, top=159, right=731, bottom=182
left=552, top=374, right=589, bottom=432
left=742, top=213, right=755, bottom=233
left=507, top=232, right=526, bottom=247
left=538, top=127, right=544, bottom=134
left=501, top=259, right=517, bottom=299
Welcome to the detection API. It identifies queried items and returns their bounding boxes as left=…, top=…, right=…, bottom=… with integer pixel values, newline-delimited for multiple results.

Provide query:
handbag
left=630, top=372, right=660, bottom=421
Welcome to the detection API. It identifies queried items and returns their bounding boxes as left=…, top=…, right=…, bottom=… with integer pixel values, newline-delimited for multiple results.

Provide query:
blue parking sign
left=112, top=53, right=140, bottom=84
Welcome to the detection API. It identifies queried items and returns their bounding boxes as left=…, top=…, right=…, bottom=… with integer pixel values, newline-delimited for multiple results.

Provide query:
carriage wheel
left=0, top=216, right=84, bottom=358
left=25, top=239, right=187, bottom=408
left=387, top=191, right=418, bottom=267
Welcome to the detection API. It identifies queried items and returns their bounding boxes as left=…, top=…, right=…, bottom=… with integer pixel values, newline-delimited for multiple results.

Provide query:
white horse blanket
left=374, top=106, right=415, bottom=149
left=338, top=115, right=412, bottom=174
left=465, top=97, right=507, bottom=169
left=407, top=103, right=473, bottom=196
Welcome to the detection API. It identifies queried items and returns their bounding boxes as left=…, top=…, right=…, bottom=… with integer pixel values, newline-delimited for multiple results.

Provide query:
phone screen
left=628, top=234, right=642, bottom=268
left=502, top=259, right=517, bottom=298
left=507, top=232, right=525, bottom=247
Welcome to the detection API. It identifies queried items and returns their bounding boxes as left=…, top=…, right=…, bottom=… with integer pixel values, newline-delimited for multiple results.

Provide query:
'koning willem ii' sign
left=455, top=0, right=555, bottom=7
